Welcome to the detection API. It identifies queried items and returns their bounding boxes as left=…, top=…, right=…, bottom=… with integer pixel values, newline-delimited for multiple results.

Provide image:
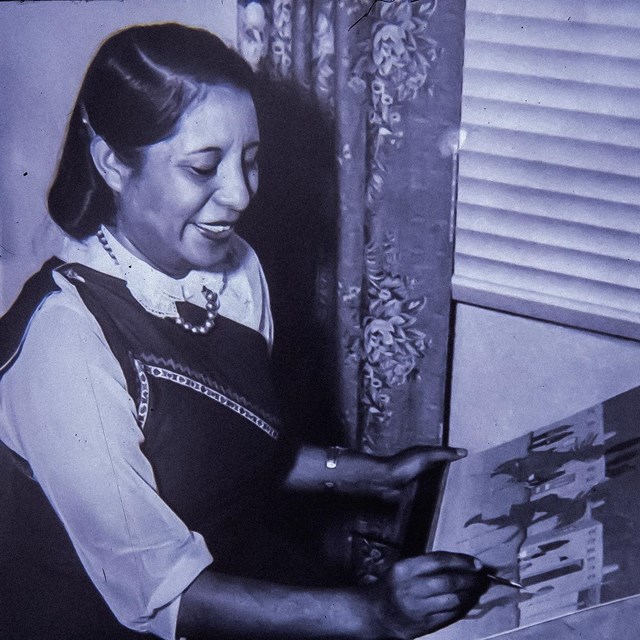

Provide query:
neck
left=104, top=225, right=189, bottom=279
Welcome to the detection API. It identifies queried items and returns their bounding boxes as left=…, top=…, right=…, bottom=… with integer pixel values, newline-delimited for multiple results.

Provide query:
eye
left=189, top=163, right=219, bottom=177
left=243, top=149, right=259, bottom=170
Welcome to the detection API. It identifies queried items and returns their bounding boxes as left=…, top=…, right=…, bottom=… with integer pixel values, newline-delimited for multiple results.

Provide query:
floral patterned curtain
left=237, top=0, right=464, bottom=571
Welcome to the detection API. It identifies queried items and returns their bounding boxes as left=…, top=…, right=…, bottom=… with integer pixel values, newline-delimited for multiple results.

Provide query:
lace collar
left=62, top=227, right=260, bottom=324
left=94, top=226, right=232, bottom=318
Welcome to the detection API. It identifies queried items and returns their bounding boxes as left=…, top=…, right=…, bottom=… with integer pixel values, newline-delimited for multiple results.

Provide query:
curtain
left=237, top=0, right=465, bottom=576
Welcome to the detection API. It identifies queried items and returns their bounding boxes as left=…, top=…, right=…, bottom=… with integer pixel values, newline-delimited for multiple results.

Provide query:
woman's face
left=110, top=84, right=259, bottom=277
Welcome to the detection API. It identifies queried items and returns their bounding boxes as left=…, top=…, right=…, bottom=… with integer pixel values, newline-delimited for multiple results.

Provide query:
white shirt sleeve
left=0, top=277, right=213, bottom=640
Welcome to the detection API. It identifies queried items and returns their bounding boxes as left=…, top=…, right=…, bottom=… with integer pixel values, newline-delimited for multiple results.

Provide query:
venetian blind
left=452, top=0, right=640, bottom=340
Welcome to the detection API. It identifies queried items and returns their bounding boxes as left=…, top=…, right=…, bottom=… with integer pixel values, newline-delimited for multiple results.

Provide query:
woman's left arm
left=283, top=444, right=467, bottom=501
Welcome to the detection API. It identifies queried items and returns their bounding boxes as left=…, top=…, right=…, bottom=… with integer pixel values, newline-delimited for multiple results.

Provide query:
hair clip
left=79, top=103, right=97, bottom=137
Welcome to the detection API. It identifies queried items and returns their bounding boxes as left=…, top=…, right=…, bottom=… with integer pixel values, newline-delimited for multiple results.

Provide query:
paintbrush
left=486, top=573, right=524, bottom=589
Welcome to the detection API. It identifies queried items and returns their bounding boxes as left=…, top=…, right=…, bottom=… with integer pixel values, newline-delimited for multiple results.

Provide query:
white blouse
left=0, top=229, right=274, bottom=640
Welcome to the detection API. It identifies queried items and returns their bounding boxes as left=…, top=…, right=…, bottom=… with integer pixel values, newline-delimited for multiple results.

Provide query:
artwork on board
left=425, top=386, right=640, bottom=640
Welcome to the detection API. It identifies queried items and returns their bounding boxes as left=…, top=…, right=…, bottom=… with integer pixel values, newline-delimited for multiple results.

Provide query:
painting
left=428, top=385, right=640, bottom=639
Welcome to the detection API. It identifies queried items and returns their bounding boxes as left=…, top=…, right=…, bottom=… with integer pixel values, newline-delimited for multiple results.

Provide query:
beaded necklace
left=96, top=228, right=222, bottom=335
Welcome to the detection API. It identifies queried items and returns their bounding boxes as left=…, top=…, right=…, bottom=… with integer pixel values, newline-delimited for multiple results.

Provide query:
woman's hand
left=284, top=445, right=467, bottom=499
left=178, top=552, right=489, bottom=639
left=364, top=552, right=489, bottom=639
left=364, top=446, right=467, bottom=501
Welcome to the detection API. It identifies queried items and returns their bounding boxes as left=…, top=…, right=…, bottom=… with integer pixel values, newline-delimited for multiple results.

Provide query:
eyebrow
left=186, top=141, right=260, bottom=155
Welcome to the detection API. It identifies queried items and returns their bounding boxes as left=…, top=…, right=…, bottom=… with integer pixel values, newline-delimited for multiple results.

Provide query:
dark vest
left=0, top=260, right=316, bottom=640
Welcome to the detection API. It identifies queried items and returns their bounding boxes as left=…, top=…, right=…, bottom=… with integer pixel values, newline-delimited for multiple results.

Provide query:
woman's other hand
left=366, top=446, right=467, bottom=501
left=364, top=552, right=489, bottom=639
left=284, top=445, right=466, bottom=499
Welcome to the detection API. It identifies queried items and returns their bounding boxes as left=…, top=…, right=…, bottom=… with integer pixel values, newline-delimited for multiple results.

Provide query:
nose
left=213, top=159, right=253, bottom=212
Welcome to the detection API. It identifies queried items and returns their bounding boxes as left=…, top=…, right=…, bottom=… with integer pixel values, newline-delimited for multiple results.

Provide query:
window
left=452, top=0, right=640, bottom=340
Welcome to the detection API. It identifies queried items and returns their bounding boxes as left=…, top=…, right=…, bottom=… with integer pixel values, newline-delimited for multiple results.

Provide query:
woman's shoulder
left=0, top=259, right=108, bottom=376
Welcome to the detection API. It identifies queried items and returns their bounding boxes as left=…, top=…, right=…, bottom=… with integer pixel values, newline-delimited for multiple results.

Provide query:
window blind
left=452, top=0, right=640, bottom=340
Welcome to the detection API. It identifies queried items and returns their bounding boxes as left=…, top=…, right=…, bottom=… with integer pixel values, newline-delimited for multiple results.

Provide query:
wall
left=0, top=0, right=237, bottom=313
left=450, top=303, right=640, bottom=452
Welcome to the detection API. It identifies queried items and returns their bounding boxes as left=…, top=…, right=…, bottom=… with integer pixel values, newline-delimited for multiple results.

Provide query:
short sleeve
left=0, top=279, right=213, bottom=639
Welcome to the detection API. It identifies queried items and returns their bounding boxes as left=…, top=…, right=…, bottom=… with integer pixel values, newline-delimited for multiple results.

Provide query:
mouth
left=193, top=222, right=236, bottom=240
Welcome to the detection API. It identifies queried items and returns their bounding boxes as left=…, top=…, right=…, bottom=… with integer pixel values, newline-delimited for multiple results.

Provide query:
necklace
left=97, top=228, right=221, bottom=335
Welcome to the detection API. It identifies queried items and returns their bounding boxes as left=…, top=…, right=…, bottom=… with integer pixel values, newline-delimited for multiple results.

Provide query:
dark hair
left=48, top=23, right=256, bottom=239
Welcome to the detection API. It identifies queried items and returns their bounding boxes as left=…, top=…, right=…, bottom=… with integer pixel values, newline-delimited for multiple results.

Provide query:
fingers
left=390, top=446, right=467, bottom=484
left=394, top=551, right=483, bottom=580
left=397, top=591, right=462, bottom=622
left=403, top=445, right=467, bottom=465
left=403, top=586, right=483, bottom=617
left=423, top=611, right=460, bottom=634
left=400, top=571, right=486, bottom=599
left=388, top=554, right=488, bottom=616
left=370, top=553, right=489, bottom=639
left=389, top=553, right=489, bottom=615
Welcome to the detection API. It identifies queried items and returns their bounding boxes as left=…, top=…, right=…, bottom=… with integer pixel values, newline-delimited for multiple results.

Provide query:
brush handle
left=486, top=573, right=523, bottom=589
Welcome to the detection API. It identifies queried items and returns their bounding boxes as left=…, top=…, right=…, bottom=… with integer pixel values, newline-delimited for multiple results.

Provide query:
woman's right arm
left=178, top=553, right=489, bottom=640
left=0, top=281, right=213, bottom=640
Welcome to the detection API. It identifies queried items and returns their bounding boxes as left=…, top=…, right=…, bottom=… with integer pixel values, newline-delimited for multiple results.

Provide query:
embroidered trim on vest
left=134, top=358, right=279, bottom=441
left=133, top=359, right=151, bottom=430
left=137, top=353, right=282, bottom=427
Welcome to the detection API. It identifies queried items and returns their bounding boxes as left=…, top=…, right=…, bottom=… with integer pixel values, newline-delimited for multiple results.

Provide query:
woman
left=0, top=24, right=488, bottom=640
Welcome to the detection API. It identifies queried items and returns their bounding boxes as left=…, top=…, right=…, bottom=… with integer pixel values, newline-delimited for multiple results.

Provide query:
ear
left=89, top=136, right=132, bottom=194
